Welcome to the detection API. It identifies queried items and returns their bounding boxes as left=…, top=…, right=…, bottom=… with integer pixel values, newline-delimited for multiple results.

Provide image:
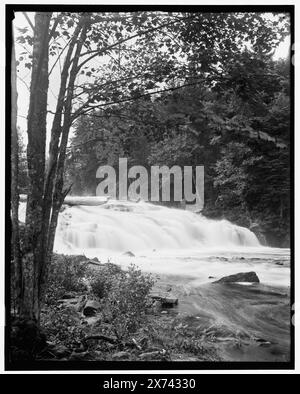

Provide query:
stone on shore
left=149, top=292, right=178, bottom=308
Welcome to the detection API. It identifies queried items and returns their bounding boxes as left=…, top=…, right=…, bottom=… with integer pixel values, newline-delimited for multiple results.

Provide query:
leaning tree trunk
left=22, top=12, right=52, bottom=323
left=42, top=19, right=85, bottom=262
left=47, top=20, right=89, bottom=258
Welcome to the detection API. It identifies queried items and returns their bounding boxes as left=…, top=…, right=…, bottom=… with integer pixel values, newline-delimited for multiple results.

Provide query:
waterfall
left=18, top=199, right=292, bottom=287
left=53, top=200, right=260, bottom=253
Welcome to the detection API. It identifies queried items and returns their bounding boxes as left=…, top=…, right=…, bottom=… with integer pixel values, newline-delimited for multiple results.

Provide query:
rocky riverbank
left=11, top=253, right=290, bottom=363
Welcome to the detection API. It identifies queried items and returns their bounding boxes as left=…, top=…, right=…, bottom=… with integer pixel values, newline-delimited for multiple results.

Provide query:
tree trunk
left=47, top=18, right=89, bottom=259
left=15, top=13, right=90, bottom=324
left=11, top=30, right=22, bottom=316
left=42, top=19, right=85, bottom=256
left=22, top=12, right=51, bottom=322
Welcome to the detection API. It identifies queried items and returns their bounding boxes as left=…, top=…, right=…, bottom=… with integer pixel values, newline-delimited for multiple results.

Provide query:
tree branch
left=48, top=38, right=72, bottom=76
left=71, top=79, right=205, bottom=120
left=22, top=12, right=35, bottom=32
left=77, top=16, right=189, bottom=71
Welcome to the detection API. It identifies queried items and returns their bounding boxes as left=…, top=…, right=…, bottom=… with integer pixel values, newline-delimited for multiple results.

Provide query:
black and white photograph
left=3, top=2, right=296, bottom=374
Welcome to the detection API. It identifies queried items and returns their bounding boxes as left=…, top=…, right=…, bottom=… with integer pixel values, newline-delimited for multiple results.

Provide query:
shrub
left=45, top=254, right=92, bottom=305
left=141, top=317, right=220, bottom=361
left=89, top=263, right=122, bottom=299
left=44, top=256, right=155, bottom=346
left=102, top=264, right=155, bottom=340
left=41, top=305, right=86, bottom=349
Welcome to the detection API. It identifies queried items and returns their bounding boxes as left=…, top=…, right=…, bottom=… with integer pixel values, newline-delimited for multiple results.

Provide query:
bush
left=41, top=305, right=86, bottom=349
left=89, top=263, right=122, bottom=299
left=101, top=264, right=155, bottom=340
left=45, top=254, right=92, bottom=305
left=141, top=317, right=220, bottom=361
left=44, top=256, right=155, bottom=347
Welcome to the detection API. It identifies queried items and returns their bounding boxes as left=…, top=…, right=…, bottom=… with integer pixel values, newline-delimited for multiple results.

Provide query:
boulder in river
left=214, top=271, right=260, bottom=284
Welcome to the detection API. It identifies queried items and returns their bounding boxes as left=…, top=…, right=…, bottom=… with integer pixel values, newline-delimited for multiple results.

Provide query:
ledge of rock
left=213, top=271, right=260, bottom=284
left=149, top=292, right=178, bottom=308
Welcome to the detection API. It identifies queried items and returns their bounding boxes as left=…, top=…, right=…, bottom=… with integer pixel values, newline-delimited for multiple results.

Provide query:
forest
left=9, top=10, right=292, bottom=365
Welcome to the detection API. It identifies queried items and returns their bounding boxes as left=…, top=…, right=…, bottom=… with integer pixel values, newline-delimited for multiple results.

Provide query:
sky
left=13, top=12, right=291, bottom=144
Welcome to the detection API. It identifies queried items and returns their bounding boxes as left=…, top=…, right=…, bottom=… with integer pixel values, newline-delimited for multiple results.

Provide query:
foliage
left=140, top=316, right=219, bottom=361
left=45, top=254, right=92, bottom=305
left=41, top=305, right=86, bottom=349
left=41, top=259, right=155, bottom=353
left=90, top=264, right=155, bottom=340
left=17, top=130, right=28, bottom=194
left=89, top=262, right=123, bottom=299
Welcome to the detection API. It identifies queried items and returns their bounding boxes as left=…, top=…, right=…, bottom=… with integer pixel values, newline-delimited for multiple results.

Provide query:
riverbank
left=10, top=253, right=290, bottom=363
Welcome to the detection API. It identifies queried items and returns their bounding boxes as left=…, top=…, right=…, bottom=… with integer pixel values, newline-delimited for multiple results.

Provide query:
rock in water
left=214, top=271, right=260, bottom=284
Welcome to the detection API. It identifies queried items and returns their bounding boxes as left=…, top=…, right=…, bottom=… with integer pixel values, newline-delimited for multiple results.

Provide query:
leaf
left=16, top=36, right=26, bottom=44
left=52, top=31, right=60, bottom=39
left=17, top=27, right=28, bottom=34
left=67, top=20, right=74, bottom=28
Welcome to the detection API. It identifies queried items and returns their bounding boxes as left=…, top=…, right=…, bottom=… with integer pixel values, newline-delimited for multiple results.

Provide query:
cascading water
left=18, top=199, right=290, bottom=286
left=55, top=199, right=260, bottom=253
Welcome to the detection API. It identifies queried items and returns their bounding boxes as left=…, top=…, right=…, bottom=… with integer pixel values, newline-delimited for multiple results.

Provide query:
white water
left=56, top=199, right=260, bottom=251
left=19, top=199, right=290, bottom=287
